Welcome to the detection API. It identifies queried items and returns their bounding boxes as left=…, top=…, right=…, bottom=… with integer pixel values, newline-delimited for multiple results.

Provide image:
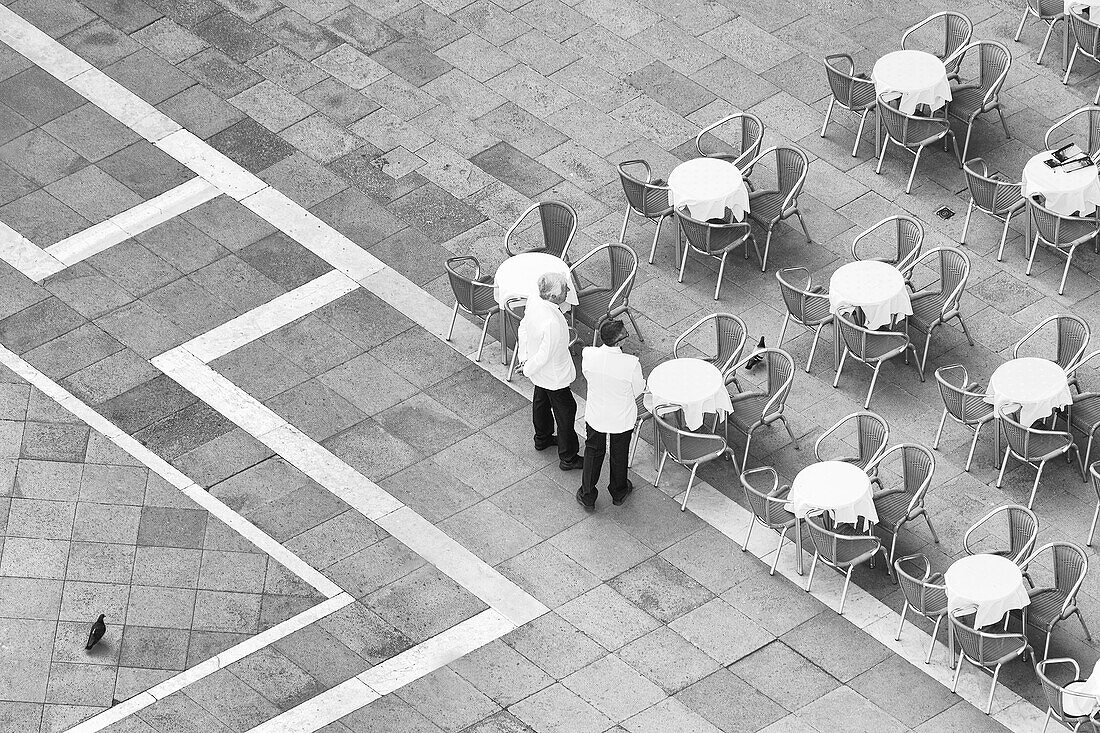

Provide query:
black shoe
left=535, top=437, right=557, bottom=451
left=575, top=489, right=595, bottom=512
left=560, top=456, right=584, bottom=471
left=612, top=481, right=635, bottom=506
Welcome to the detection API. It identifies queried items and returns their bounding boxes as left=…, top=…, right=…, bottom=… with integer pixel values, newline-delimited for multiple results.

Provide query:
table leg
left=1064, top=21, right=1070, bottom=73
left=948, top=616, right=956, bottom=669
left=500, top=313, right=508, bottom=365
left=795, top=516, right=804, bottom=575
left=833, top=317, right=841, bottom=370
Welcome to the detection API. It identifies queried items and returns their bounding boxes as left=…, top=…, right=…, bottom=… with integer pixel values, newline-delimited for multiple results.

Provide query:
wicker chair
left=997, top=407, right=1085, bottom=507
left=1019, top=541, right=1092, bottom=659
left=950, top=607, right=1033, bottom=714
left=695, top=112, right=764, bottom=177
left=934, top=364, right=996, bottom=471
left=961, top=158, right=1026, bottom=260
left=1015, top=0, right=1066, bottom=65
left=653, top=404, right=735, bottom=511
left=1027, top=196, right=1100, bottom=295
left=805, top=513, right=889, bottom=614
left=725, top=349, right=799, bottom=467
left=964, top=504, right=1039, bottom=564
left=1035, top=657, right=1100, bottom=732
left=504, top=201, right=577, bottom=261
left=444, top=256, right=499, bottom=363
left=902, top=246, right=974, bottom=374
left=628, top=393, right=654, bottom=469
left=617, top=160, right=674, bottom=264
left=744, top=146, right=811, bottom=272
left=1070, top=396, right=1100, bottom=480
left=1091, top=461, right=1100, bottom=546
left=833, top=312, right=925, bottom=409
left=821, top=53, right=878, bottom=157
left=1013, top=314, right=1090, bottom=392
left=673, top=312, right=748, bottom=389
left=905, top=11, right=974, bottom=79
left=569, top=243, right=643, bottom=346
left=674, top=207, right=760, bottom=300
left=947, top=41, right=1012, bottom=163
left=1045, top=106, right=1100, bottom=156
left=1065, top=6, right=1100, bottom=103
left=877, top=95, right=962, bottom=194
left=850, top=215, right=924, bottom=272
left=867, top=443, right=939, bottom=568
left=776, top=267, right=833, bottom=374
left=739, top=466, right=797, bottom=575
left=815, top=411, right=889, bottom=471
left=895, top=554, right=950, bottom=664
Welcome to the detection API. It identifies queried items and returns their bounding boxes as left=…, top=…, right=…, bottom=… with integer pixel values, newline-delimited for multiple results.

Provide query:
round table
left=494, top=252, right=578, bottom=308
left=667, top=158, right=749, bottom=222
left=787, top=460, right=878, bottom=525
left=872, top=49, right=952, bottom=115
left=944, top=554, right=1030, bottom=628
left=1022, top=149, right=1100, bottom=216
left=986, top=357, right=1072, bottom=425
left=644, top=358, right=733, bottom=431
left=1067, top=1, right=1100, bottom=16
left=829, top=260, right=913, bottom=330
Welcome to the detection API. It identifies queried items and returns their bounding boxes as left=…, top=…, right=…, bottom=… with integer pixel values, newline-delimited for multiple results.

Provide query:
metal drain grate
left=935, top=206, right=955, bottom=219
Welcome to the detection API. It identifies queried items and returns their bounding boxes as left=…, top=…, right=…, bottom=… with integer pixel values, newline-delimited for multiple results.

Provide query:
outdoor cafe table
left=493, top=252, right=577, bottom=365
left=944, top=553, right=1030, bottom=659
left=1022, top=149, right=1100, bottom=217
left=785, top=460, right=878, bottom=574
left=667, top=157, right=749, bottom=223
left=986, top=357, right=1072, bottom=426
left=872, top=49, right=952, bottom=153
left=828, top=260, right=913, bottom=367
left=644, top=358, right=733, bottom=431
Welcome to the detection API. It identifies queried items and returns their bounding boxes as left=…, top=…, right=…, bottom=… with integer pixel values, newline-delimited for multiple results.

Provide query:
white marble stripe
left=0, top=220, right=64, bottom=281
left=63, top=594, right=355, bottom=733
left=156, top=128, right=266, bottom=200
left=181, top=270, right=360, bottom=363
left=246, top=608, right=513, bottom=733
left=376, top=507, right=548, bottom=628
left=44, top=178, right=220, bottom=270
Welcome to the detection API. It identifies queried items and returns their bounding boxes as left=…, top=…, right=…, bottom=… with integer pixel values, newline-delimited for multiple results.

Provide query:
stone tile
left=132, top=17, right=209, bottom=63
left=158, top=84, right=245, bottom=139
left=781, top=612, right=891, bottom=684
left=549, top=515, right=653, bottom=582
left=96, top=142, right=194, bottom=199
left=799, top=687, right=908, bottom=733
left=284, top=509, right=385, bottom=570
left=43, top=102, right=140, bottom=165
left=0, top=68, right=85, bottom=125
left=195, top=10, right=276, bottom=61
left=366, top=564, right=487, bottom=642
left=281, top=113, right=365, bottom=163
left=388, top=3, right=468, bottom=50
left=676, top=667, right=786, bottom=733
left=0, top=538, right=69, bottom=579
left=503, top=611, right=607, bottom=680
left=257, top=8, right=341, bottom=60
left=104, top=48, right=196, bottom=105
left=192, top=589, right=262, bottom=633
left=207, top=118, right=298, bottom=173
left=137, top=506, right=208, bottom=549
left=297, top=77, right=380, bottom=126
left=232, top=80, right=315, bottom=132
left=314, top=44, right=388, bottom=90
left=179, top=47, right=265, bottom=98
left=317, top=601, right=412, bottom=665
left=0, top=129, right=88, bottom=188
left=607, top=556, right=713, bottom=624
left=20, top=423, right=88, bottom=463
left=562, top=654, right=666, bottom=723
left=618, top=626, right=720, bottom=696
left=729, top=641, right=839, bottom=713
left=509, top=683, right=613, bottom=733
left=848, top=655, right=959, bottom=726
left=471, top=141, right=563, bottom=198
left=668, top=597, right=773, bottom=666
left=45, top=663, right=114, bottom=707
left=338, top=696, right=443, bottom=733
left=0, top=190, right=90, bottom=247
left=558, top=585, right=659, bottom=651
left=324, top=535, right=425, bottom=598
left=437, top=34, right=516, bottom=82
left=449, top=639, right=554, bottom=708
left=396, top=667, right=500, bottom=733
left=247, top=480, right=350, bottom=543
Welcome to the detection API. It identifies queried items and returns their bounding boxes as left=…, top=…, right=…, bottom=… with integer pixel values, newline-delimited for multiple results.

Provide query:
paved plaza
left=2, top=0, right=1100, bottom=730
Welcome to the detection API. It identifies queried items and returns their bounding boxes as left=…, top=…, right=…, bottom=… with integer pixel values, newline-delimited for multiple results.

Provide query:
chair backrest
left=964, top=504, right=1038, bottom=562
left=1035, top=658, right=1092, bottom=725
left=695, top=112, right=765, bottom=170
left=878, top=96, right=949, bottom=146
left=505, top=201, right=578, bottom=260
left=1028, top=195, right=1100, bottom=249
left=653, top=404, right=728, bottom=464
left=804, top=513, right=881, bottom=566
left=949, top=607, right=1028, bottom=665
left=745, top=146, right=809, bottom=209
left=999, top=406, right=1073, bottom=461
left=503, top=296, right=526, bottom=352
left=445, top=256, right=490, bottom=313
left=950, top=41, right=1010, bottom=99
left=895, top=554, right=949, bottom=616
left=672, top=313, right=747, bottom=375
left=931, top=246, right=970, bottom=315
left=739, top=466, right=793, bottom=528
left=903, top=11, right=973, bottom=72
left=814, top=410, right=889, bottom=469
left=569, top=242, right=639, bottom=316
left=776, top=267, right=832, bottom=327
left=851, top=215, right=924, bottom=270
left=1045, top=106, right=1100, bottom=157
left=823, top=53, right=877, bottom=111
left=868, top=443, right=935, bottom=504
left=1070, top=6, right=1100, bottom=59
left=618, top=160, right=672, bottom=218
left=674, top=207, right=753, bottom=256
left=1013, top=314, right=1090, bottom=371
left=1024, top=541, right=1088, bottom=602
left=935, top=364, right=993, bottom=423
left=758, top=348, right=796, bottom=420
left=836, top=311, right=908, bottom=360
left=962, top=158, right=1023, bottom=216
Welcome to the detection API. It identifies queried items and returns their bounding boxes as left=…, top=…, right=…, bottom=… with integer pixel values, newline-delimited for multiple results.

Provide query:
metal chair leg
left=961, top=199, right=974, bottom=244
left=447, top=302, right=459, bottom=341
left=996, top=214, right=1013, bottom=261
left=1014, top=4, right=1028, bottom=41
left=620, top=206, right=630, bottom=244
left=807, top=322, right=825, bottom=374
left=820, top=98, right=835, bottom=138
left=714, top=251, right=728, bottom=300
left=1027, top=459, right=1048, bottom=508
left=743, top=518, right=754, bottom=552
left=865, top=361, right=883, bottom=409
left=681, top=464, right=699, bottom=511
left=933, top=409, right=948, bottom=449
left=906, top=146, right=923, bottom=194
left=839, top=566, right=854, bottom=614
left=853, top=109, right=869, bottom=157
left=475, top=313, right=491, bottom=362
left=996, top=444, right=1011, bottom=488
left=896, top=601, right=909, bottom=640
left=805, top=553, right=819, bottom=592
left=926, top=616, right=943, bottom=664
left=965, top=423, right=982, bottom=472
left=987, top=664, right=1002, bottom=714
left=625, top=308, right=644, bottom=342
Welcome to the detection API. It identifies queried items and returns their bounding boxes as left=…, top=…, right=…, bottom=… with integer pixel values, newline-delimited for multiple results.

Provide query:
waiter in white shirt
left=517, top=272, right=582, bottom=470
left=577, top=319, right=646, bottom=510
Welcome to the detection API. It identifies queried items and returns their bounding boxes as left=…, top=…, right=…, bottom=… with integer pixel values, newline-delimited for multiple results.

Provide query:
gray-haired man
left=517, top=272, right=582, bottom=470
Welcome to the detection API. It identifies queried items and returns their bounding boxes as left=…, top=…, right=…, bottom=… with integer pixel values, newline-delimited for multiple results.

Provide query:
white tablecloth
left=872, top=50, right=952, bottom=115
left=986, top=357, right=1072, bottom=425
left=829, top=261, right=913, bottom=329
left=1067, top=1, right=1100, bottom=15
left=1065, top=661, right=1100, bottom=716
left=494, top=252, right=578, bottom=309
left=944, top=553, right=1030, bottom=628
left=644, top=358, right=733, bottom=430
left=667, top=157, right=749, bottom=222
left=787, top=461, right=877, bottom=525
left=1022, top=150, right=1100, bottom=216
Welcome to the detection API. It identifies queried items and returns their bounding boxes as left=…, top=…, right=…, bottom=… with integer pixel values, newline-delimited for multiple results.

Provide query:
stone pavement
left=1, top=0, right=1100, bottom=730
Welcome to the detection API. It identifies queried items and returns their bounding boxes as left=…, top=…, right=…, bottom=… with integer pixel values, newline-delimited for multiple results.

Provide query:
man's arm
left=631, top=359, right=645, bottom=396
left=522, top=318, right=551, bottom=376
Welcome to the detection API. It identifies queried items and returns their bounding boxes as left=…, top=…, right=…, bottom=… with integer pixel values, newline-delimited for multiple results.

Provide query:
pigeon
left=744, top=337, right=766, bottom=371
left=85, top=615, right=106, bottom=651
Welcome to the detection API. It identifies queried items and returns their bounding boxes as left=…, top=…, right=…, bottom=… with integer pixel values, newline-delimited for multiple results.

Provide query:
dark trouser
left=532, top=385, right=579, bottom=461
left=578, top=424, right=633, bottom=504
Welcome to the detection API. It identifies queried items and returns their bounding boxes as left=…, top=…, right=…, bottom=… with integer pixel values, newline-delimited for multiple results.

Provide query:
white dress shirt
left=518, top=296, right=576, bottom=390
left=582, top=345, right=646, bottom=434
